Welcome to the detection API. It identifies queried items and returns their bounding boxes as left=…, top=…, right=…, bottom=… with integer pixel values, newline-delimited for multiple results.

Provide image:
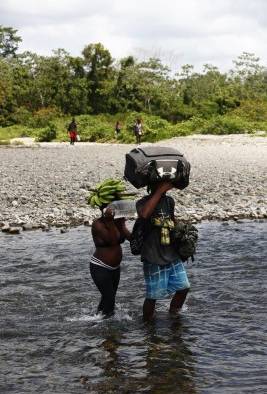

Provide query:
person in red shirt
left=68, top=118, right=77, bottom=145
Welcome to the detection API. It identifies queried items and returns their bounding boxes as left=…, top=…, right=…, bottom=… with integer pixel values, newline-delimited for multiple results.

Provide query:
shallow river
left=1, top=221, right=266, bottom=394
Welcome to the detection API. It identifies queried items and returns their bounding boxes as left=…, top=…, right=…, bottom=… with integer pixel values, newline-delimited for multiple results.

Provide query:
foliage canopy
left=1, top=26, right=267, bottom=139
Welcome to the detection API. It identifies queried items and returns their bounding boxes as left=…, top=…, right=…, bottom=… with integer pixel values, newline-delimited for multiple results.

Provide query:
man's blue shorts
left=143, top=260, right=190, bottom=300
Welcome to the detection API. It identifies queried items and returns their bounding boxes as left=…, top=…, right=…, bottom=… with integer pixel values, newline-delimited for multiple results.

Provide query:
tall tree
left=114, top=57, right=172, bottom=114
left=0, top=25, right=22, bottom=58
left=82, top=43, right=114, bottom=113
left=230, top=52, right=266, bottom=100
left=0, top=58, right=14, bottom=124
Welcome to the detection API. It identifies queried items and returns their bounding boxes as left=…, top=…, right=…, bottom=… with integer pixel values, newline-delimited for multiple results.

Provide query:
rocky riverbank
left=0, top=135, right=266, bottom=233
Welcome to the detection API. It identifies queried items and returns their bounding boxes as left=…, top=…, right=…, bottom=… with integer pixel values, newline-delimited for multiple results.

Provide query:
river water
left=1, top=221, right=266, bottom=394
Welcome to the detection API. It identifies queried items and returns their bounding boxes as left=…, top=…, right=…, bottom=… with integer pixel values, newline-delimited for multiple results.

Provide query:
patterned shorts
left=143, top=260, right=190, bottom=300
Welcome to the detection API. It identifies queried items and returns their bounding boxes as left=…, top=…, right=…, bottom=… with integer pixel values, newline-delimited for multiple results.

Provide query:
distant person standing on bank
left=134, top=119, right=143, bottom=144
left=68, top=118, right=77, bottom=145
left=115, top=121, right=121, bottom=139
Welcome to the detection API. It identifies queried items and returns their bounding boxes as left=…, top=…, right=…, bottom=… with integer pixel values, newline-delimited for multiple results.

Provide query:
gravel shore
left=0, top=134, right=266, bottom=232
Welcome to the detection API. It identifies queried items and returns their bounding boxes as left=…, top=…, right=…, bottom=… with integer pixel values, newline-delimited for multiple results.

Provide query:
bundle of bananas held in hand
left=88, top=178, right=136, bottom=208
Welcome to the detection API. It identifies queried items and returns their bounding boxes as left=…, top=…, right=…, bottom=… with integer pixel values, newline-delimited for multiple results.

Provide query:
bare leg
left=169, top=289, right=189, bottom=314
left=143, top=298, right=156, bottom=322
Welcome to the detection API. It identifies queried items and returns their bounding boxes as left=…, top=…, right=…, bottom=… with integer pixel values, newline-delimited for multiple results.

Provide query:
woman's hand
left=103, top=207, right=115, bottom=221
left=115, top=218, right=126, bottom=229
left=115, top=218, right=131, bottom=241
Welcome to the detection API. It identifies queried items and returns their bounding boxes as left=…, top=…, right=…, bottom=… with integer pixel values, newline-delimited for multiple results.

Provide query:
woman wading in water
left=90, top=206, right=131, bottom=317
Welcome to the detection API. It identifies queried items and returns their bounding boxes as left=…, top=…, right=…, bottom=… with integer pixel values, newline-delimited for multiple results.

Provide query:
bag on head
left=124, top=146, right=190, bottom=190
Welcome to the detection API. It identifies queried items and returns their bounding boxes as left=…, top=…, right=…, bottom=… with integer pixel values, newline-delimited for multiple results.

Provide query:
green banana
left=99, top=192, right=116, bottom=199
left=114, top=185, right=125, bottom=192
left=87, top=178, right=132, bottom=208
left=88, top=193, right=95, bottom=204
left=103, top=192, right=116, bottom=199
left=99, top=195, right=114, bottom=204
left=103, top=178, right=118, bottom=185
left=116, top=192, right=136, bottom=200
left=117, top=195, right=132, bottom=200
left=106, top=179, right=121, bottom=186
left=89, top=194, right=96, bottom=207
left=99, top=185, right=118, bottom=194
left=94, top=195, right=102, bottom=207
left=95, top=178, right=114, bottom=190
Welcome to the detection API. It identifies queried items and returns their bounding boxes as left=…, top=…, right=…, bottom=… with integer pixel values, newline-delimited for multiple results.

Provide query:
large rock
left=8, top=227, right=21, bottom=234
left=22, top=223, right=33, bottom=231
left=2, top=224, right=10, bottom=233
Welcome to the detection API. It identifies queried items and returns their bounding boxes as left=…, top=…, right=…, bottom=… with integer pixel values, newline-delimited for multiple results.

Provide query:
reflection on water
left=81, top=318, right=197, bottom=394
left=0, top=220, right=266, bottom=393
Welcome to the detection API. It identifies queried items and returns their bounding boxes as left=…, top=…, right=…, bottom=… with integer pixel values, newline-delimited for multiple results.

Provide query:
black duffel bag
left=124, top=146, right=190, bottom=189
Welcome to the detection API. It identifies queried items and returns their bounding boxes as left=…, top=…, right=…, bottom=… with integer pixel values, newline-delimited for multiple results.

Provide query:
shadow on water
left=0, top=220, right=266, bottom=393
left=80, top=316, right=197, bottom=394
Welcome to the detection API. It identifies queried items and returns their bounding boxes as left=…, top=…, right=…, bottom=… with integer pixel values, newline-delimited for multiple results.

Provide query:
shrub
left=29, top=107, right=62, bottom=128
left=171, top=122, right=194, bottom=136
left=0, top=139, right=10, bottom=145
left=3, top=111, right=261, bottom=143
left=200, top=115, right=253, bottom=135
left=37, top=123, right=57, bottom=142
left=171, top=116, right=207, bottom=136
left=10, top=107, right=31, bottom=125
left=0, top=125, right=34, bottom=140
left=231, top=100, right=267, bottom=122
left=75, top=115, right=113, bottom=141
left=123, top=112, right=174, bottom=142
left=196, top=100, right=221, bottom=117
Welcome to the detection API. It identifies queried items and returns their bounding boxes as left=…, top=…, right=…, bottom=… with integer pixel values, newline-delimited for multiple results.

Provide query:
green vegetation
left=1, top=24, right=267, bottom=143
left=0, top=139, right=10, bottom=145
left=36, top=122, right=57, bottom=142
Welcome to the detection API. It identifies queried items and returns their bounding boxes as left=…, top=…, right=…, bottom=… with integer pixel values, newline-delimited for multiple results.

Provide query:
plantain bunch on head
left=88, top=178, right=135, bottom=208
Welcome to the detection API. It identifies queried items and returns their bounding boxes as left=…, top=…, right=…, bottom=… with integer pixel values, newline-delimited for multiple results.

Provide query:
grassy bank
left=1, top=112, right=267, bottom=144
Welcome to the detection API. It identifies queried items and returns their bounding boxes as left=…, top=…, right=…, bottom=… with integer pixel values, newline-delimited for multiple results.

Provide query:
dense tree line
left=1, top=25, right=267, bottom=128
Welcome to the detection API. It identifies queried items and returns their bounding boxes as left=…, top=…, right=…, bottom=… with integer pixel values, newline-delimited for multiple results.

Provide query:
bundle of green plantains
left=87, top=178, right=136, bottom=208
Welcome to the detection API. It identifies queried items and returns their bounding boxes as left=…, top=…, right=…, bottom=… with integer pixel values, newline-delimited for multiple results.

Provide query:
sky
left=1, top=0, right=267, bottom=72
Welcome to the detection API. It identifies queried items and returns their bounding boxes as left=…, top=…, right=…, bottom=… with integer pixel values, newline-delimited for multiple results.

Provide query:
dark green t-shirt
left=136, top=195, right=180, bottom=266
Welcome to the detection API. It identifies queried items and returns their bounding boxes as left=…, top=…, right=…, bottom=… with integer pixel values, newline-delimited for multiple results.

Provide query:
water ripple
left=0, top=221, right=266, bottom=393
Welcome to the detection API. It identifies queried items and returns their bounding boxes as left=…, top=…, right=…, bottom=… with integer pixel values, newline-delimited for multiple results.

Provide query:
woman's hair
left=99, top=203, right=108, bottom=216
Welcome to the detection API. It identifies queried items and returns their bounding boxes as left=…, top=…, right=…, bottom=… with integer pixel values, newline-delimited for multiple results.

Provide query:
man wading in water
left=136, top=181, right=190, bottom=321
